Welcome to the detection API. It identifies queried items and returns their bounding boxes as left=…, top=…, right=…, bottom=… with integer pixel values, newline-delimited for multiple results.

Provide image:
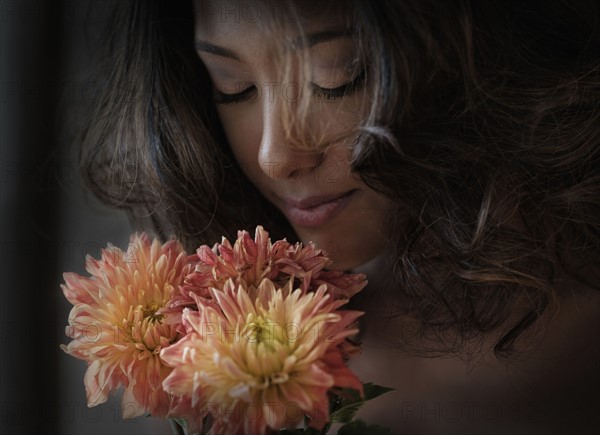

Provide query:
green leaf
left=171, top=417, right=188, bottom=428
left=329, top=389, right=361, bottom=423
left=330, top=401, right=363, bottom=424
left=338, top=419, right=395, bottom=435
left=363, top=383, right=395, bottom=401
left=329, top=383, right=394, bottom=424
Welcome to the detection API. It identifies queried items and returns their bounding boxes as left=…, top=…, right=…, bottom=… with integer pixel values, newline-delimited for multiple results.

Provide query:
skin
left=192, top=2, right=600, bottom=433
left=193, top=0, right=397, bottom=271
left=346, top=262, right=600, bottom=433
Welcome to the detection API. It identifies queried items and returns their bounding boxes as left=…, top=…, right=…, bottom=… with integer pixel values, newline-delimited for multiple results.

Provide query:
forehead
left=193, top=0, right=350, bottom=41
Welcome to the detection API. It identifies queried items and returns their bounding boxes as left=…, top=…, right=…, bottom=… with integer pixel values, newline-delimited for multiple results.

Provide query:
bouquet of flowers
left=61, top=226, right=392, bottom=434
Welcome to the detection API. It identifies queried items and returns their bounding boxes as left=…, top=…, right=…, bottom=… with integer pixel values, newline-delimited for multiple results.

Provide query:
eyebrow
left=194, top=40, right=241, bottom=61
left=301, top=28, right=354, bottom=48
left=194, top=28, right=353, bottom=61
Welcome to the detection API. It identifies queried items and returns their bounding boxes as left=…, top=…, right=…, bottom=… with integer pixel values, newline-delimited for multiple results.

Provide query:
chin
left=327, top=258, right=356, bottom=272
left=299, top=232, right=386, bottom=272
left=291, top=211, right=395, bottom=273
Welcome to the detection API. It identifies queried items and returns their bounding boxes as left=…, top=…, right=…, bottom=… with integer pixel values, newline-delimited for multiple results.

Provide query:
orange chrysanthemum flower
left=161, top=278, right=364, bottom=434
left=163, top=226, right=366, bottom=322
left=60, top=233, right=191, bottom=419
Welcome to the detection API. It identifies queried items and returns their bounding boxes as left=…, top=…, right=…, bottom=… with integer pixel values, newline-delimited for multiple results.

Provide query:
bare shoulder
left=347, top=280, right=600, bottom=434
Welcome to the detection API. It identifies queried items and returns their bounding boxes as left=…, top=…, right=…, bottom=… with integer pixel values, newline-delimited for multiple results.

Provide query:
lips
left=277, top=189, right=357, bottom=227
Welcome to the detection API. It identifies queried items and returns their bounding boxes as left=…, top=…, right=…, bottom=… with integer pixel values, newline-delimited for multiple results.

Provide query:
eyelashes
left=310, top=69, right=366, bottom=101
left=213, top=69, right=367, bottom=105
left=213, top=85, right=256, bottom=104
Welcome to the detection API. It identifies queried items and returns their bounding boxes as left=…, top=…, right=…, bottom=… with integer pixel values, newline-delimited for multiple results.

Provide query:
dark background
left=1, top=1, right=170, bottom=433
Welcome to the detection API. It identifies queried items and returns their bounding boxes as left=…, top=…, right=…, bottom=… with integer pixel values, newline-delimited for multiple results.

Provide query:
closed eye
left=212, top=69, right=366, bottom=104
left=213, top=85, right=256, bottom=104
left=310, top=69, right=366, bottom=100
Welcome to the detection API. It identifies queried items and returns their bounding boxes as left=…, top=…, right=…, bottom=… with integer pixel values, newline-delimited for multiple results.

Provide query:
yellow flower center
left=142, top=303, right=164, bottom=323
left=114, top=302, right=175, bottom=353
left=242, top=315, right=284, bottom=349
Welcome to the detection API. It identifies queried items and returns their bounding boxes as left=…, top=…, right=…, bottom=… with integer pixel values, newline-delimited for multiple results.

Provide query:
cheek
left=306, top=93, right=370, bottom=147
left=217, top=105, right=262, bottom=180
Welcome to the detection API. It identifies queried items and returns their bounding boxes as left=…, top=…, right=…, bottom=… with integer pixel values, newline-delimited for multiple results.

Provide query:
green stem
left=169, top=419, right=190, bottom=435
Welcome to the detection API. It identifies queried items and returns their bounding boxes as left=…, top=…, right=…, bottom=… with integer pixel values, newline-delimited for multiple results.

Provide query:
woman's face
left=194, top=1, right=396, bottom=270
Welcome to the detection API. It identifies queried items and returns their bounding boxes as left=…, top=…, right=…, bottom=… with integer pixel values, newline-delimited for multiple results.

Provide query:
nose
left=257, top=100, right=323, bottom=181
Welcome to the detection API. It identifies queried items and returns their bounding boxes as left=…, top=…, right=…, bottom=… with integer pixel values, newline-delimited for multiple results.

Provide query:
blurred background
left=1, top=1, right=171, bottom=433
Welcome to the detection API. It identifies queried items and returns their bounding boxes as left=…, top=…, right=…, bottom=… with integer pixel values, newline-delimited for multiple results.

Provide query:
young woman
left=80, top=1, right=600, bottom=432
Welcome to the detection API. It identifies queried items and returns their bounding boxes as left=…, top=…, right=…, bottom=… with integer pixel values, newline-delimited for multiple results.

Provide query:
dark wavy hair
left=79, top=0, right=600, bottom=357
